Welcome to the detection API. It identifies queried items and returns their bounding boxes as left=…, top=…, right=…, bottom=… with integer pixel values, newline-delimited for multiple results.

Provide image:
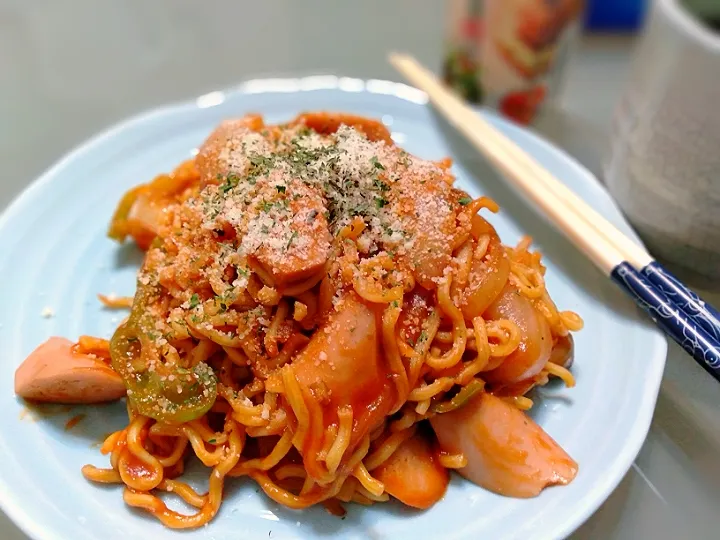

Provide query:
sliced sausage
left=15, top=337, right=126, bottom=404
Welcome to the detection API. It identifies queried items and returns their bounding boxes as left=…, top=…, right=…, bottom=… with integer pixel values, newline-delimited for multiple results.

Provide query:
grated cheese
left=132, top=118, right=469, bottom=378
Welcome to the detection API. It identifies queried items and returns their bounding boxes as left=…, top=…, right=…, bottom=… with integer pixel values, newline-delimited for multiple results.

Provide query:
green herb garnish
left=220, top=173, right=241, bottom=193
left=286, top=231, right=299, bottom=249
left=374, top=179, right=390, bottom=192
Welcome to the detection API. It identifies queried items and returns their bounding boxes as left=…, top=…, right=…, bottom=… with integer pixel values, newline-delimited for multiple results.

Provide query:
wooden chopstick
left=389, top=52, right=720, bottom=381
left=389, top=53, right=650, bottom=270
left=391, top=54, right=720, bottom=346
left=389, top=53, right=632, bottom=273
left=389, top=53, right=720, bottom=347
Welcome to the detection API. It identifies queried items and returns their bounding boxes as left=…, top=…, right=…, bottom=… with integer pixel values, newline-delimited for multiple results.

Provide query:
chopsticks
left=389, top=53, right=720, bottom=381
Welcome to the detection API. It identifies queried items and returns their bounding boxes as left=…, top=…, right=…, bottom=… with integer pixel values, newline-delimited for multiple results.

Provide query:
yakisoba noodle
left=25, top=113, right=583, bottom=528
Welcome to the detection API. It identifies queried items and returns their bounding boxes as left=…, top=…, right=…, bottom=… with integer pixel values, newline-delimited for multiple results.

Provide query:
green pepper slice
left=110, top=281, right=217, bottom=423
left=430, top=379, right=485, bottom=414
left=107, top=187, right=143, bottom=242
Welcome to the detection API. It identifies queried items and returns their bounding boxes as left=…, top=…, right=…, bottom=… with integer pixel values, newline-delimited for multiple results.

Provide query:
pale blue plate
left=0, top=77, right=667, bottom=540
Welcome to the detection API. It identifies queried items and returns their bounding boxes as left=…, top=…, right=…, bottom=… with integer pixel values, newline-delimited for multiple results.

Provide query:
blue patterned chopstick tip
left=641, top=261, right=720, bottom=342
left=611, top=262, right=720, bottom=381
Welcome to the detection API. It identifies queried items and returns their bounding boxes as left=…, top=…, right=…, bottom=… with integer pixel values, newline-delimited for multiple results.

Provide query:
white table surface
left=2, top=2, right=720, bottom=538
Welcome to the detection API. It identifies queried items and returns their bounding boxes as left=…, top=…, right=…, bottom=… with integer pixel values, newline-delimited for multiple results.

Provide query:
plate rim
left=0, top=75, right=668, bottom=540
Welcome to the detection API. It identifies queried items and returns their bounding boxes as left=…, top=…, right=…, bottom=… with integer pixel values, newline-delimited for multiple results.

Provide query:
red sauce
left=65, top=413, right=86, bottom=431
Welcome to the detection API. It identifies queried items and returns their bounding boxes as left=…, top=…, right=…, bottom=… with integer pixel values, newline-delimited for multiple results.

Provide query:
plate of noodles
left=0, top=77, right=666, bottom=540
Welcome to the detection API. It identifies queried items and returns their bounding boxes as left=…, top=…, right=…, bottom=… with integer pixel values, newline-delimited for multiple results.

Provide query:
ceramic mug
left=605, top=0, right=720, bottom=290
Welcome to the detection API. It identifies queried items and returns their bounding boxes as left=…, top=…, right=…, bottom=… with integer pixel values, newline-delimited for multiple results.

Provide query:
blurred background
left=3, top=1, right=720, bottom=539
left=0, top=0, right=646, bottom=210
